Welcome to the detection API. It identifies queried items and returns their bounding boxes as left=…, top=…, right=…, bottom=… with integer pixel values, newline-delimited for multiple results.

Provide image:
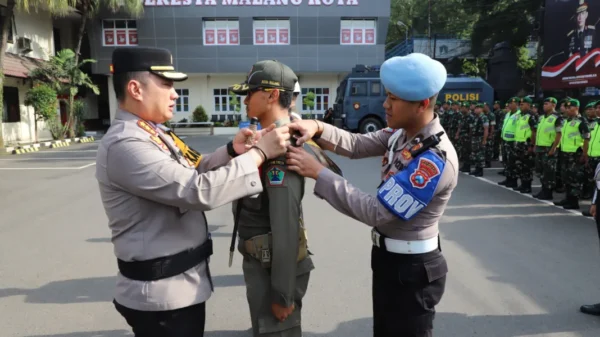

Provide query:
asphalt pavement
left=1, top=135, right=600, bottom=337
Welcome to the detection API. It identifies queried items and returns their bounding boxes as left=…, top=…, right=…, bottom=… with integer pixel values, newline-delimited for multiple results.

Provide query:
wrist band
left=251, top=145, right=267, bottom=162
left=313, top=119, right=321, bottom=133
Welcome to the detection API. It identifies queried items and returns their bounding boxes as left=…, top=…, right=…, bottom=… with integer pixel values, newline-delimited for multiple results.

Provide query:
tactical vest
left=514, top=114, right=532, bottom=143
left=561, top=119, right=583, bottom=153
left=588, top=119, right=600, bottom=156
left=502, top=111, right=520, bottom=141
left=535, top=114, right=558, bottom=147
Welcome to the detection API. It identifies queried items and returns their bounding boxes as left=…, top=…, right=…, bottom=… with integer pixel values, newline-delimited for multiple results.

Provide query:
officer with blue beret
left=285, top=53, right=459, bottom=337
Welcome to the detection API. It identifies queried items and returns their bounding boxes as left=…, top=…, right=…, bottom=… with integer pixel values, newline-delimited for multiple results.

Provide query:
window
left=253, top=19, right=290, bottom=45
left=175, top=89, right=189, bottom=113
left=350, top=82, right=367, bottom=96
left=340, top=19, right=376, bottom=45
left=103, top=20, right=138, bottom=46
left=2, top=87, right=20, bottom=123
left=213, top=88, right=238, bottom=112
left=370, top=81, right=381, bottom=96
left=301, top=87, right=330, bottom=112
left=204, top=20, right=239, bottom=46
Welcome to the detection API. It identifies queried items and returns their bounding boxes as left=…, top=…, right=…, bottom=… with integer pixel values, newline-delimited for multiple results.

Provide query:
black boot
left=519, top=180, right=532, bottom=194
left=554, top=198, right=568, bottom=206
left=563, top=195, right=580, bottom=210
left=506, top=178, right=518, bottom=188
left=498, top=170, right=505, bottom=175
left=473, top=167, right=484, bottom=177
left=535, top=188, right=553, bottom=200
left=498, top=179, right=508, bottom=186
left=512, top=179, right=522, bottom=190
left=485, top=161, right=492, bottom=168
left=581, top=303, right=600, bottom=316
left=460, top=163, right=471, bottom=173
left=582, top=210, right=593, bottom=217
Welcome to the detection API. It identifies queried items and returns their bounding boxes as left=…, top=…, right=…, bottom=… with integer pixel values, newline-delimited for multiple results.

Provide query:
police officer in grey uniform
left=286, top=53, right=458, bottom=337
left=95, top=47, right=291, bottom=337
left=227, top=60, right=314, bottom=337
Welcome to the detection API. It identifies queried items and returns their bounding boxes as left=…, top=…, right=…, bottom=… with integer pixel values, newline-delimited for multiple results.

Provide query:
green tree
left=228, top=91, right=241, bottom=120
left=191, top=105, right=208, bottom=123
left=29, top=48, right=100, bottom=138
left=461, top=58, right=487, bottom=77
left=24, top=83, right=59, bottom=142
left=303, top=91, right=315, bottom=118
left=0, top=0, right=74, bottom=148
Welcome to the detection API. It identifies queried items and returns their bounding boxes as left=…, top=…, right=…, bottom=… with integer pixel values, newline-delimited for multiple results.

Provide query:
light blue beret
left=381, top=53, right=447, bottom=101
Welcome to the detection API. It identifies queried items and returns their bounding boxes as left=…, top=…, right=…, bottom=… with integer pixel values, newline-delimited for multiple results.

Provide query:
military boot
left=563, top=195, right=580, bottom=210
left=485, top=160, right=492, bottom=168
left=512, top=179, right=522, bottom=190
left=506, top=178, right=519, bottom=188
left=469, top=167, right=483, bottom=177
left=460, top=163, right=471, bottom=173
left=581, top=303, right=600, bottom=316
left=498, top=179, right=509, bottom=186
left=554, top=197, right=568, bottom=206
left=534, top=188, right=553, bottom=200
left=498, top=170, right=505, bottom=175
left=582, top=209, right=593, bottom=217
left=519, top=180, right=532, bottom=194
left=581, top=185, right=594, bottom=200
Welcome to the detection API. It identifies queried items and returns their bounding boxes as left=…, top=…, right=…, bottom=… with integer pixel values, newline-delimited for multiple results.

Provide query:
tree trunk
left=66, top=0, right=89, bottom=137
left=34, top=116, right=38, bottom=143
left=73, top=0, right=89, bottom=65
left=0, top=0, right=15, bottom=149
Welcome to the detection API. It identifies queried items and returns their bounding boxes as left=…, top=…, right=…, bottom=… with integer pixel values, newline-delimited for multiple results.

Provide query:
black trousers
left=371, top=246, right=448, bottom=337
left=114, top=300, right=206, bottom=337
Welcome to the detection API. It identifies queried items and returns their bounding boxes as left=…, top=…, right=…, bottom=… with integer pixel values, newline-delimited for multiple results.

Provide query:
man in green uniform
left=583, top=101, right=600, bottom=215
left=493, top=100, right=504, bottom=160
left=513, top=97, right=538, bottom=193
left=554, top=98, right=590, bottom=209
left=456, top=102, right=473, bottom=172
left=533, top=97, right=563, bottom=200
left=483, top=102, right=496, bottom=167
left=498, top=97, right=521, bottom=187
left=228, top=60, right=315, bottom=337
left=469, top=103, right=489, bottom=176
left=582, top=101, right=598, bottom=199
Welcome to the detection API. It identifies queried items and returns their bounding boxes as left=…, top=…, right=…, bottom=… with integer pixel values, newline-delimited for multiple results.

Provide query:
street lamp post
left=396, top=20, right=408, bottom=42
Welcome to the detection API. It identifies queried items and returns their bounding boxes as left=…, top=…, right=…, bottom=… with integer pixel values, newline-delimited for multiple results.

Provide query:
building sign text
left=144, top=0, right=358, bottom=6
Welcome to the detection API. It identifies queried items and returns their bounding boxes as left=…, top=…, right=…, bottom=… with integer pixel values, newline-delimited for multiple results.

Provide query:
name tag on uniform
left=377, top=150, right=445, bottom=221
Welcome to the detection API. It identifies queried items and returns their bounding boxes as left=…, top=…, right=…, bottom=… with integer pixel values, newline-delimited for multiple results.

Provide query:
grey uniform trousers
left=241, top=255, right=314, bottom=337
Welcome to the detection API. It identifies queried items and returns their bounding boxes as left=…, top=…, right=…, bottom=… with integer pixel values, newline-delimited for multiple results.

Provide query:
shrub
left=192, top=105, right=208, bottom=122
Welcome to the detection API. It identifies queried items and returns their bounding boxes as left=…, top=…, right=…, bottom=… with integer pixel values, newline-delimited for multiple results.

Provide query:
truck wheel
left=359, top=117, right=383, bottom=134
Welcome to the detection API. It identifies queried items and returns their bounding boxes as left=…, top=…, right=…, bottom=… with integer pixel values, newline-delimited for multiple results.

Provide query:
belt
left=117, top=239, right=213, bottom=281
left=371, top=229, right=438, bottom=254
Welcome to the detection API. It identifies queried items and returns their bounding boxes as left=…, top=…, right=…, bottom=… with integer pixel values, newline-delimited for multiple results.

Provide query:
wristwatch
left=227, top=141, right=239, bottom=158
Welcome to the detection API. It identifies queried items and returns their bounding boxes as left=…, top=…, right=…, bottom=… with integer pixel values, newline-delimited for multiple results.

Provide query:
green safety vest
left=514, top=113, right=532, bottom=143
left=588, top=119, right=600, bottom=156
left=502, top=110, right=521, bottom=142
left=561, top=119, right=583, bottom=153
left=535, top=114, right=558, bottom=147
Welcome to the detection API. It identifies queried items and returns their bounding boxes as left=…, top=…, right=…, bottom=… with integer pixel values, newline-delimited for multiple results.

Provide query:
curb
left=11, top=144, right=40, bottom=155
left=5, top=136, right=96, bottom=155
left=50, top=140, right=71, bottom=148
left=78, top=136, right=95, bottom=143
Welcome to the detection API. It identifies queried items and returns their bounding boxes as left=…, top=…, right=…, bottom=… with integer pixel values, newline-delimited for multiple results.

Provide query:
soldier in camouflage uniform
left=483, top=102, right=496, bottom=167
left=456, top=102, right=474, bottom=172
left=582, top=101, right=599, bottom=200
left=513, top=97, right=538, bottom=193
left=554, top=98, right=590, bottom=210
left=440, top=100, right=454, bottom=137
left=498, top=97, right=521, bottom=188
left=493, top=100, right=504, bottom=160
left=469, top=103, right=489, bottom=176
left=533, top=97, right=563, bottom=200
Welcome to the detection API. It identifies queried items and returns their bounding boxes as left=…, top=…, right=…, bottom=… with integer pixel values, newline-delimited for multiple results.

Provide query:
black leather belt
left=117, top=239, right=213, bottom=281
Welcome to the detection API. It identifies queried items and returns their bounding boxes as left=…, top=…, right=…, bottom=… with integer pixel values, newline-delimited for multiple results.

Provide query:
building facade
left=87, top=0, right=391, bottom=123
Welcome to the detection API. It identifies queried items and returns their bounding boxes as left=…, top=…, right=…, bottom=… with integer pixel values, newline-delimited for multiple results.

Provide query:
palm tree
left=73, top=0, right=143, bottom=64
left=0, top=0, right=74, bottom=148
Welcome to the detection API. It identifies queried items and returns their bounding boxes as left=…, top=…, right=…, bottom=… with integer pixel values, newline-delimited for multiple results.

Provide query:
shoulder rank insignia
left=401, top=148, right=412, bottom=160
left=150, top=135, right=169, bottom=151
left=166, top=130, right=203, bottom=168
left=267, top=166, right=285, bottom=186
left=137, top=120, right=158, bottom=136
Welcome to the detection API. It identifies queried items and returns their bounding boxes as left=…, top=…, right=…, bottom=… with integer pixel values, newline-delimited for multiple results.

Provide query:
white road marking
left=0, top=158, right=96, bottom=161
left=0, top=163, right=96, bottom=170
left=33, top=150, right=98, bottom=153
left=461, top=171, right=592, bottom=219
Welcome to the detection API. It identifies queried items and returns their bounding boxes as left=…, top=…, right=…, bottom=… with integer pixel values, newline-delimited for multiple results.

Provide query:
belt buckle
left=371, top=230, right=380, bottom=247
left=261, top=249, right=271, bottom=263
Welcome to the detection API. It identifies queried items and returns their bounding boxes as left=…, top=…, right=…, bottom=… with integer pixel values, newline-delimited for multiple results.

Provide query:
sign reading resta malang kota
left=144, top=0, right=358, bottom=6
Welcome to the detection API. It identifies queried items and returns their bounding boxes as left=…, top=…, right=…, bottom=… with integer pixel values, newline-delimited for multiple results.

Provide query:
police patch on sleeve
left=377, top=150, right=445, bottom=221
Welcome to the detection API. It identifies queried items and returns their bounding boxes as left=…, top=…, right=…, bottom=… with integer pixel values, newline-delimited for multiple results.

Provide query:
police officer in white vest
left=285, top=53, right=459, bottom=337
left=95, top=47, right=291, bottom=337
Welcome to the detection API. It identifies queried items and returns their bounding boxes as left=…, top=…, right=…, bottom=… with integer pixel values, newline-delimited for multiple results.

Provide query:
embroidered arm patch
left=376, top=150, right=445, bottom=221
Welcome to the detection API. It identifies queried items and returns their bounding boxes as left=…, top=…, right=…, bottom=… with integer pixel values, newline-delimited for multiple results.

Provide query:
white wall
left=1, top=77, right=53, bottom=145
left=2, top=2, right=55, bottom=61
left=108, top=72, right=344, bottom=123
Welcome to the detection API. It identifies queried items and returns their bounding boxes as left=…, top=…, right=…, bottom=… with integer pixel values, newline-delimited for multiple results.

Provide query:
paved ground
left=1, top=135, right=600, bottom=337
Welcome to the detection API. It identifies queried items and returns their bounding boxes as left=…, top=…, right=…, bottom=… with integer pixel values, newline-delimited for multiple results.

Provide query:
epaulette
left=567, top=30, right=574, bottom=36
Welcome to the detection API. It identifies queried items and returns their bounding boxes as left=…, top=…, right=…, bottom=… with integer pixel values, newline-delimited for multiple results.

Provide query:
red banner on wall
left=217, top=29, right=227, bottom=44
left=229, top=29, right=239, bottom=44
left=104, top=30, right=114, bottom=45
left=205, top=29, right=215, bottom=44
left=353, top=29, right=362, bottom=44
left=255, top=29, right=265, bottom=44
left=116, top=30, right=127, bottom=45
left=267, top=29, right=277, bottom=44
left=128, top=30, right=138, bottom=45
left=279, top=28, right=289, bottom=44
left=365, top=29, right=374, bottom=44
left=341, top=29, right=351, bottom=44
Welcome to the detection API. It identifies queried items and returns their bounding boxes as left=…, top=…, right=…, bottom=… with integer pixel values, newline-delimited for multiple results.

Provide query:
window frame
left=203, top=19, right=240, bottom=46
left=301, top=87, right=331, bottom=112
left=102, top=19, right=138, bottom=47
left=340, top=19, right=376, bottom=45
left=253, top=19, right=291, bottom=45
left=175, top=89, right=190, bottom=114
left=213, top=88, right=239, bottom=113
